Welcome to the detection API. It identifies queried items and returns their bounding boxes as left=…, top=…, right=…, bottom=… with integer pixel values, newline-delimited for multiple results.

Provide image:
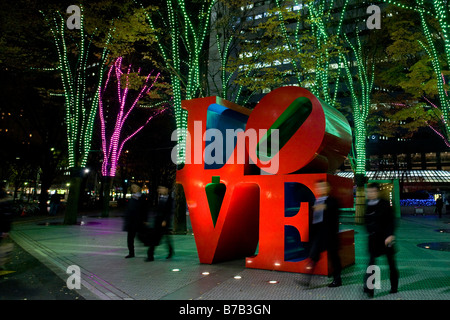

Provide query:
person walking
left=0, top=184, right=12, bottom=240
left=304, top=180, right=342, bottom=287
left=49, top=192, right=60, bottom=216
left=0, top=184, right=13, bottom=268
left=146, top=185, right=174, bottom=261
left=436, top=196, right=444, bottom=218
left=123, top=183, right=146, bottom=259
left=364, top=183, right=399, bottom=297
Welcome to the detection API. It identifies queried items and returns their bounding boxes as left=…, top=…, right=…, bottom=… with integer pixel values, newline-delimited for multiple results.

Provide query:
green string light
left=141, top=0, right=215, bottom=165
left=42, top=5, right=112, bottom=169
left=272, top=0, right=347, bottom=105
left=381, top=0, right=450, bottom=141
left=340, top=27, right=375, bottom=176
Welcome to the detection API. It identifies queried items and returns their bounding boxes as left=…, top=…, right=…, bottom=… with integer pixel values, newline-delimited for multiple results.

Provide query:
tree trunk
left=173, top=183, right=187, bottom=234
left=354, top=174, right=366, bottom=225
left=64, top=167, right=84, bottom=225
left=354, top=124, right=367, bottom=225
left=101, top=175, right=113, bottom=217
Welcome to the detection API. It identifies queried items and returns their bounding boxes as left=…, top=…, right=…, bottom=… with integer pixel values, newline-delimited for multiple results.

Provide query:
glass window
left=411, top=153, right=421, bottom=163
left=426, top=152, right=436, bottom=163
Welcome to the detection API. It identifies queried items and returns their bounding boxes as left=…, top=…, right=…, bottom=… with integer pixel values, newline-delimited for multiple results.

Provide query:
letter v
left=188, top=182, right=260, bottom=264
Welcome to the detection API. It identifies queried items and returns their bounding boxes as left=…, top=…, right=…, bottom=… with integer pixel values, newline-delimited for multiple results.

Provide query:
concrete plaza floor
left=6, top=212, right=450, bottom=301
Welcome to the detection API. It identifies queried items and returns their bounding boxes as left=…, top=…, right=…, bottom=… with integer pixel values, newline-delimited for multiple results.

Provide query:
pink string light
left=388, top=99, right=449, bottom=146
left=426, top=123, right=450, bottom=147
left=423, top=96, right=440, bottom=110
left=99, top=57, right=167, bottom=177
left=442, top=73, right=448, bottom=97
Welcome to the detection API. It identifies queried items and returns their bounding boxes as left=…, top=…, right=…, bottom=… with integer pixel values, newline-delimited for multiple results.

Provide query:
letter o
left=245, top=86, right=352, bottom=175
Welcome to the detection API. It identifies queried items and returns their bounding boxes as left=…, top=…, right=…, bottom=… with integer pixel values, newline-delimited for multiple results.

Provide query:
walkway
left=7, top=213, right=450, bottom=300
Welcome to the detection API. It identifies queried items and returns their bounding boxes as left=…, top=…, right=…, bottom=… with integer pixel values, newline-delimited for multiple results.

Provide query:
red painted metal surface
left=176, top=87, right=354, bottom=275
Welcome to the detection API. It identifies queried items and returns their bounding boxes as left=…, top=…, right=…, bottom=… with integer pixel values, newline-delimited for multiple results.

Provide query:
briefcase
left=137, top=226, right=162, bottom=247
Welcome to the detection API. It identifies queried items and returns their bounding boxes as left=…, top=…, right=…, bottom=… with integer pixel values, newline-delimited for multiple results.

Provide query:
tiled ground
left=8, top=213, right=450, bottom=300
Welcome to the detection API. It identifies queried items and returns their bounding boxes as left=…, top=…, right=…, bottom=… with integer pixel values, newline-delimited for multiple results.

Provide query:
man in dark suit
left=123, top=183, right=146, bottom=259
left=0, top=184, right=12, bottom=244
left=364, top=182, right=399, bottom=297
left=306, top=180, right=342, bottom=287
left=146, top=185, right=174, bottom=261
left=436, top=196, right=444, bottom=218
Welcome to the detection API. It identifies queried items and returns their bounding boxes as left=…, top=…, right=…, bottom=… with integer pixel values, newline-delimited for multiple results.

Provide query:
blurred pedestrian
left=436, top=196, right=443, bottom=218
left=0, top=183, right=13, bottom=268
left=146, top=185, right=174, bottom=262
left=123, top=183, right=147, bottom=259
left=363, top=183, right=399, bottom=297
left=304, top=180, right=342, bottom=287
left=49, top=192, right=60, bottom=216
left=0, top=183, right=12, bottom=240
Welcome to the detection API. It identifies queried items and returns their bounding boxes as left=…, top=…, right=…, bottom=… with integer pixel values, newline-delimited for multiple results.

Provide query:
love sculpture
left=175, top=86, right=355, bottom=275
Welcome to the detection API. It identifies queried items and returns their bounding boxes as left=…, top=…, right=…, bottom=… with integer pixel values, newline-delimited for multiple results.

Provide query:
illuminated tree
left=261, top=0, right=370, bottom=222
left=99, top=57, right=164, bottom=177
left=340, top=30, right=376, bottom=223
left=265, top=0, right=376, bottom=223
left=265, top=0, right=347, bottom=105
left=42, top=5, right=113, bottom=224
left=98, top=57, right=166, bottom=216
left=290, top=0, right=348, bottom=106
left=209, top=0, right=261, bottom=105
left=368, top=100, right=449, bottom=147
left=224, top=4, right=301, bottom=102
left=369, top=5, right=449, bottom=150
left=0, top=0, right=69, bottom=214
left=381, top=0, right=450, bottom=143
left=140, top=0, right=216, bottom=166
left=223, top=0, right=347, bottom=107
left=340, top=31, right=374, bottom=177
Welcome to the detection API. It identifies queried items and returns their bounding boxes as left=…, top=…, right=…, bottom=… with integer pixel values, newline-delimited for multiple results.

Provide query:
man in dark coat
left=123, top=183, right=147, bottom=259
left=0, top=185, right=13, bottom=268
left=436, top=196, right=444, bottom=218
left=49, top=192, right=60, bottom=216
left=306, top=180, right=342, bottom=287
left=364, top=183, right=399, bottom=297
left=0, top=184, right=12, bottom=243
left=146, top=185, right=174, bottom=261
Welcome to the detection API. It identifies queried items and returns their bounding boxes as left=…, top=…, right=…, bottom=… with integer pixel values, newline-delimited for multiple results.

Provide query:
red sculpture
left=176, top=87, right=354, bottom=275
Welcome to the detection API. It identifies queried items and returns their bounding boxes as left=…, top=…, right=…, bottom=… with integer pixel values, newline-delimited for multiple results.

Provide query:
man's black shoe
left=125, top=254, right=135, bottom=259
left=364, top=287, right=374, bottom=298
left=328, top=280, right=342, bottom=287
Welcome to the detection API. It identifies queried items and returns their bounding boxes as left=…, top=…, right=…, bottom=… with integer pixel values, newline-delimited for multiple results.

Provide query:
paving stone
left=9, top=214, right=450, bottom=300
